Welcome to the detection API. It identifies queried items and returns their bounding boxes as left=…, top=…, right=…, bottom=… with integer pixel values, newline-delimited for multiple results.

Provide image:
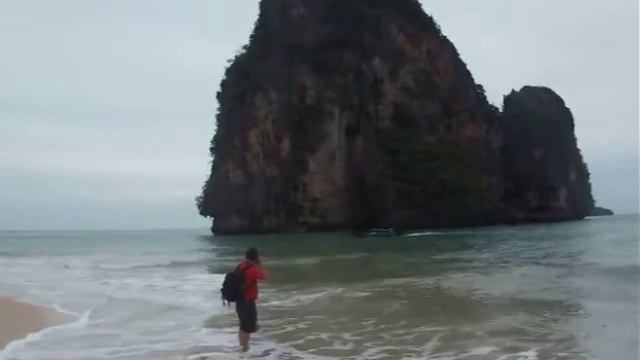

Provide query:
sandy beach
left=0, top=297, right=72, bottom=349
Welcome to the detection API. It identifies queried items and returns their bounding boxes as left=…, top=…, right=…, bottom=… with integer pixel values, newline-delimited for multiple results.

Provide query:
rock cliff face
left=198, top=0, right=594, bottom=234
left=500, top=87, right=594, bottom=222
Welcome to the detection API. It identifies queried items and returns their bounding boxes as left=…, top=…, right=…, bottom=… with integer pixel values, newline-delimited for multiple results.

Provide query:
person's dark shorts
left=235, top=300, right=257, bottom=333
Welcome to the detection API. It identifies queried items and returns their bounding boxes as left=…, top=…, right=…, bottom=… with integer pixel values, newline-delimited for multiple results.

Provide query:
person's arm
left=256, top=267, right=267, bottom=281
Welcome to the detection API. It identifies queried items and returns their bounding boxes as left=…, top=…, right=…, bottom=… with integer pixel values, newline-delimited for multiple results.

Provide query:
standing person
left=235, top=247, right=266, bottom=352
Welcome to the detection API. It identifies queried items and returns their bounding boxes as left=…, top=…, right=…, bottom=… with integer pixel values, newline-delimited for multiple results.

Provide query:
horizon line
left=0, top=226, right=211, bottom=233
left=1, top=213, right=638, bottom=233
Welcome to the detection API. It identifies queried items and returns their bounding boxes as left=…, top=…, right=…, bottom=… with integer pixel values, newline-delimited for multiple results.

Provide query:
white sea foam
left=0, top=238, right=235, bottom=360
left=263, top=288, right=344, bottom=307
left=0, top=307, right=92, bottom=358
left=495, top=349, right=539, bottom=360
left=405, top=231, right=443, bottom=237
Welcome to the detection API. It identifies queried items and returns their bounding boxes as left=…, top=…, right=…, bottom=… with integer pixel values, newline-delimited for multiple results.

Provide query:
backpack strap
left=236, top=263, right=252, bottom=272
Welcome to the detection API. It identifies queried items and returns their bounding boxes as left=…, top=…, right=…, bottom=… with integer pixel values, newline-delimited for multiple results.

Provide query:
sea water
left=0, top=216, right=638, bottom=360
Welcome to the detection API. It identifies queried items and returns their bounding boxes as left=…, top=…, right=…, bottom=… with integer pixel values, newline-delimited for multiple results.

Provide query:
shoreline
left=0, top=297, right=73, bottom=350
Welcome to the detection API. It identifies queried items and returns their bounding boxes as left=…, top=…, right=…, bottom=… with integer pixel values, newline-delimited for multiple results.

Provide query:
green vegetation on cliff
left=377, top=102, right=489, bottom=213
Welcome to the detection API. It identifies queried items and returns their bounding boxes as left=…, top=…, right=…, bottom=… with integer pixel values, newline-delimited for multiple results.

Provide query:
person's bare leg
left=239, top=331, right=250, bottom=352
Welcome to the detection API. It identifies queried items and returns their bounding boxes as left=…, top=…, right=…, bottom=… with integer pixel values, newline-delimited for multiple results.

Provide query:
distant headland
left=591, top=207, right=614, bottom=217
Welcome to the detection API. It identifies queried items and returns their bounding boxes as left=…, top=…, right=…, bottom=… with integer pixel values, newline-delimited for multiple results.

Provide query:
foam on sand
left=0, top=297, right=74, bottom=350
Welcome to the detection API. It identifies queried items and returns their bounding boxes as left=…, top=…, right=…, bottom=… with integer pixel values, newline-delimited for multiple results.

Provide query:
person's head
left=245, top=247, right=260, bottom=264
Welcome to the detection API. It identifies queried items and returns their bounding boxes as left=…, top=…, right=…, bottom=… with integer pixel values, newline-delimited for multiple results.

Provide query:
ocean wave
left=494, top=349, right=539, bottom=360
left=405, top=231, right=444, bottom=237
left=266, top=253, right=370, bottom=266
left=582, top=262, right=640, bottom=282
left=263, top=288, right=346, bottom=307
left=98, top=259, right=207, bottom=271
left=0, top=307, right=92, bottom=358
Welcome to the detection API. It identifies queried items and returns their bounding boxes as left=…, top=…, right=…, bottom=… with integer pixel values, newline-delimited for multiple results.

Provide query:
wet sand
left=0, top=297, right=72, bottom=349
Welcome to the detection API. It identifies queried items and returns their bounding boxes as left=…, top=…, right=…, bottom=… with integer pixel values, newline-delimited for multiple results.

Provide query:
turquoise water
left=0, top=216, right=638, bottom=359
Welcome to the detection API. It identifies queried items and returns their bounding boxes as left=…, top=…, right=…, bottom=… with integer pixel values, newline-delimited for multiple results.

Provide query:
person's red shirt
left=239, top=260, right=266, bottom=302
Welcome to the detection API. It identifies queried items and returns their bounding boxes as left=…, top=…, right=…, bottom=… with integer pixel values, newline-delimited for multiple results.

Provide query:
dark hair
left=245, top=247, right=259, bottom=262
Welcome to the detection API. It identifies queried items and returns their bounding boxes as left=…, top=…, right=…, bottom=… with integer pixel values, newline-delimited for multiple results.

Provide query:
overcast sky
left=0, top=0, right=638, bottom=230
